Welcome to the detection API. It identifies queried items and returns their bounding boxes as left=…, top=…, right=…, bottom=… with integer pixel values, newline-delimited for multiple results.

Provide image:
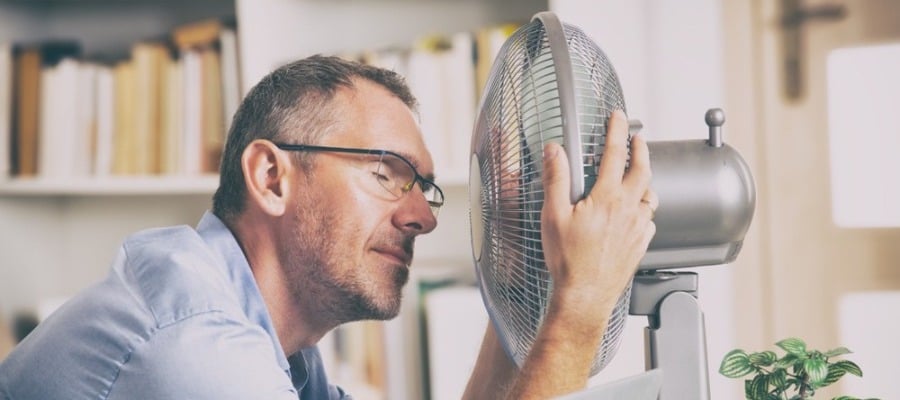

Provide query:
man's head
left=213, top=55, right=439, bottom=325
left=213, top=55, right=418, bottom=221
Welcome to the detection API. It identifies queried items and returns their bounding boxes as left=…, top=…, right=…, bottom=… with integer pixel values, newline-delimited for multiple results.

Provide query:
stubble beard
left=284, top=198, right=411, bottom=325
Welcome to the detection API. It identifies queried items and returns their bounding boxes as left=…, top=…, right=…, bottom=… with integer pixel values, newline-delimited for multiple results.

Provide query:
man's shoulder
left=121, top=224, right=214, bottom=269
left=0, top=224, right=257, bottom=399
left=118, top=224, right=243, bottom=328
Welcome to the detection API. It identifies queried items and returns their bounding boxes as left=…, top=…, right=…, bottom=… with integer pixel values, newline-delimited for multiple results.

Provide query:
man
left=0, top=55, right=656, bottom=399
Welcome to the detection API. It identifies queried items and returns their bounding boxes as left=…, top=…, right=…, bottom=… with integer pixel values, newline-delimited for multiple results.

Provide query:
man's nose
left=395, top=186, right=438, bottom=234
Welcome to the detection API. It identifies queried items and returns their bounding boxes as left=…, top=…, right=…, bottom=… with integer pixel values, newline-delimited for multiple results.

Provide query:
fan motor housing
left=639, top=139, right=756, bottom=270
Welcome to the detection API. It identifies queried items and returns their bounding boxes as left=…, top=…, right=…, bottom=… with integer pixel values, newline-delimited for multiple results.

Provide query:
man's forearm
left=462, top=324, right=518, bottom=399
left=503, top=294, right=608, bottom=400
left=462, top=297, right=610, bottom=400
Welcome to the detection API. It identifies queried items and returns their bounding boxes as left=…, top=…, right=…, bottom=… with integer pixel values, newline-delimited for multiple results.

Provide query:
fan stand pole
left=629, top=270, right=711, bottom=400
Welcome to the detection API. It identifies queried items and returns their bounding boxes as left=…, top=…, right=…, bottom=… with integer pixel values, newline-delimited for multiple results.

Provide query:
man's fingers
left=542, top=142, right=571, bottom=218
left=594, top=110, right=630, bottom=193
left=641, top=189, right=659, bottom=212
left=623, top=131, right=652, bottom=201
left=640, top=189, right=659, bottom=222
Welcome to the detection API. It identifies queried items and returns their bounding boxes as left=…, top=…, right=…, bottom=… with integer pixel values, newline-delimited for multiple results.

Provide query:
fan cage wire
left=473, top=15, right=633, bottom=375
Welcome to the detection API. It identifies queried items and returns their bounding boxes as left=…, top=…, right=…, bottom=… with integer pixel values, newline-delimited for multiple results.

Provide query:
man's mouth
left=374, top=248, right=412, bottom=266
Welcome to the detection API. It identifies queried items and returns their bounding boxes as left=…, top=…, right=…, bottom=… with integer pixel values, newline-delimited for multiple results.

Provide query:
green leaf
left=804, top=358, right=828, bottom=386
left=776, top=353, right=803, bottom=368
left=776, top=338, right=808, bottom=356
left=745, top=380, right=754, bottom=399
left=749, top=351, right=778, bottom=367
left=769, top=368, right=787, bottom=390
left=822, top=365, right=846, bottom=386
left=824, top=347, right=852, bottom=357
left=750, top=374, right=769, bottom=400
left=831, top=397, right=860, bottom=400
left=720, top=349, right=755, bottom=378
left=831, top=360, right=863, bottom=377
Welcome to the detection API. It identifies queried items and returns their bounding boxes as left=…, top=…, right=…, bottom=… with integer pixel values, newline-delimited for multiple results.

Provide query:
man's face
left=280, top=79, right=438, bottom=324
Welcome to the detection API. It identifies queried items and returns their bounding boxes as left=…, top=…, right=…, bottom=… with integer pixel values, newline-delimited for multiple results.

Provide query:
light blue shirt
left=0, top=212, right=349, bottom=399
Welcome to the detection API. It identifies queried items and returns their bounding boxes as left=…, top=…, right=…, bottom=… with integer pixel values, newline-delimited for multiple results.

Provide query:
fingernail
left=631, top=125, right=643, bottom=137
left=543, top=143, right=558, bottom=161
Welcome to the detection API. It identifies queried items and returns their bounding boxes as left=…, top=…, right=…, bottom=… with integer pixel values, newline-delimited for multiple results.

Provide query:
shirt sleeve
left=106, top=311, right=298, bottom=400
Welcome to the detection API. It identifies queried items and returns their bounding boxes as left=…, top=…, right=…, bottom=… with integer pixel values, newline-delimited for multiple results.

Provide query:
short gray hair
left=212, top=55, right=418, bottom=222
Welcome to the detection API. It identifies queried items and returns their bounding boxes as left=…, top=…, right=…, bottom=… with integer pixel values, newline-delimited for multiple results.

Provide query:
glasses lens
left=374, top=153, right=443, bottom=216
left=423, top=185, right=443, bottom=217
left=373, top=153, right=414, bottom=198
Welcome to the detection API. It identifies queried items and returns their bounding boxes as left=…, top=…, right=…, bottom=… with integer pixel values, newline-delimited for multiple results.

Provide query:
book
left=474, top=24, right=518, bottom=101
left=93, top=65, right=114, bottom=176
left=172, top=17, right=233, bottom=175
left=332, top=321, right=387, bottom=398
left=200, top=47, right=224, bottom=173
left=74, top=63, right=98, bottom=177
left=405, top=33, right=476, bottom=182
left=132, top=42, right=171, bottom=174
left=112, top=60, right=136, bottom=175
left=172, top=18, right=224, bottom=51
left=0, top=309, right=14, bottom=359
left=11, top=41, right=81, bottom=177
left=219, top=27, right=241, bottom=135
left=12, top=47, right=42, bottom=177
left=422, top=285, right=488, bottom=400
left=181, top=50, right=203, bottom=175
left=406, top=36, right=451, bottom=179
left=38, top=57, right=80, bottom=179
left=443, top=32, right=476, bottom=183
left=160, top=57, right=183, bottom=175
left=0, top=43, right=11, bottom=179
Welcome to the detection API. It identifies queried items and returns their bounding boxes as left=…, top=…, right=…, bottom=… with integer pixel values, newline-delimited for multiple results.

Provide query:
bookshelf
left=0, top=0, right=548, bottom=399
left=0, top=175, right=219, bottom=196
left=0, top=0, right=238, bottom=314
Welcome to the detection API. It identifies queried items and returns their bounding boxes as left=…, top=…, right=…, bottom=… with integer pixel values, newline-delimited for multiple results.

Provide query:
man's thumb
left=542, top=142, right=571, bottom=211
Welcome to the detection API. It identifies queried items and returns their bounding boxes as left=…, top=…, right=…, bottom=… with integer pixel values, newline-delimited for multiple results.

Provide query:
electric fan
left=468, top=11, right=632, bottom=375
left=469, top=12, right=755, bottom=399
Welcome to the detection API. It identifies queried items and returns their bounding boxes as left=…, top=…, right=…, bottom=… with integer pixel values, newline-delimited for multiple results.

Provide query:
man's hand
left=540, top=109, right=657, bottom=333
left=506, top=110, right=656, bottom=399
left=463, top=110, right=657, bottom=400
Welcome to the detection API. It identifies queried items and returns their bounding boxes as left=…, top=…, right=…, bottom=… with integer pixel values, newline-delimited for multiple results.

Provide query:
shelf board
left=0, top=175, right=220, bottom=196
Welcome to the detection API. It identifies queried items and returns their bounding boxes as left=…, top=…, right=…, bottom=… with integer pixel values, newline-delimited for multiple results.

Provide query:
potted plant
left=719, top=337, right=878, bottom=400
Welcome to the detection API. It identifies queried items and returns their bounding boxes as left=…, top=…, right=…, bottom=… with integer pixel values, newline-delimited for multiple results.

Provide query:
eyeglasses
left=274, top=143, right=445, bottom=216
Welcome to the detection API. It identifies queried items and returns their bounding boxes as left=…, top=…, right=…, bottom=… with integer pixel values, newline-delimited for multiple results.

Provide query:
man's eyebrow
left=392, top=150, right=436, bottom=181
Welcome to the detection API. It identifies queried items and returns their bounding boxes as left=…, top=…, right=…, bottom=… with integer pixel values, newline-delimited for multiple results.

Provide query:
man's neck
left=227, top=213, right=334, bottom=356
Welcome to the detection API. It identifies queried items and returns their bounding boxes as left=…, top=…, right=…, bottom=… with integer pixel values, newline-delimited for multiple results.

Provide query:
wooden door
left=749, top=0, right=900, bottom=397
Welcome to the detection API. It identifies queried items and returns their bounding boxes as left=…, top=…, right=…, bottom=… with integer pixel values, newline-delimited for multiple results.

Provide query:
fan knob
left=705, top=108, right=725, bottom=147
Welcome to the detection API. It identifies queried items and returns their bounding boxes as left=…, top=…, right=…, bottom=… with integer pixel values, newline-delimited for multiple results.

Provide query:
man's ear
left=241, top=139, right=294, bottom=216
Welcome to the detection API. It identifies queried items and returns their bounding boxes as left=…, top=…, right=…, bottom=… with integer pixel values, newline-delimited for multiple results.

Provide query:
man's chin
left=370, top=293, right=403, bottom=320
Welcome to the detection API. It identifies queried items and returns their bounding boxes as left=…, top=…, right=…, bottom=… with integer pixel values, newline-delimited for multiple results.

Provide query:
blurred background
left=1, top=0, right=898, bottom=399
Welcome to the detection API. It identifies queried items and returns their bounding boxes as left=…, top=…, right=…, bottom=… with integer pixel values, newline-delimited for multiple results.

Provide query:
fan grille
left=471, top=14, right=631, bottom=375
